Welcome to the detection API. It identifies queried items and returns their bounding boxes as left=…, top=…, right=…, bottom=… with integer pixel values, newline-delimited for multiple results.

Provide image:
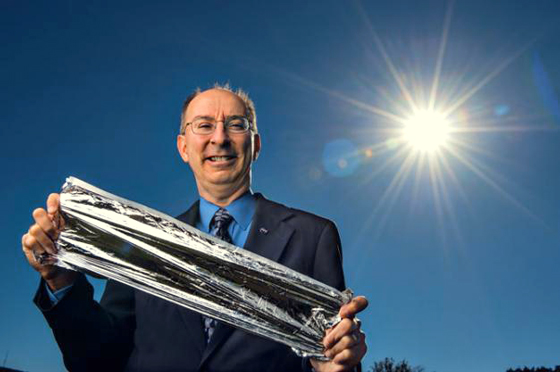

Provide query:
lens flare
left=403, top=110, right=450, bottom=152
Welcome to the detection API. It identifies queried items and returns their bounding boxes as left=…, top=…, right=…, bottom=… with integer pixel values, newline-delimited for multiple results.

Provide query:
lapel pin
left=259, top=227, right=268, bottom=235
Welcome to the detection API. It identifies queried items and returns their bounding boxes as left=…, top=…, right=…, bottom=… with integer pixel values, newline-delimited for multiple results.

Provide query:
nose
left=209, top=121, right=230, bottom=146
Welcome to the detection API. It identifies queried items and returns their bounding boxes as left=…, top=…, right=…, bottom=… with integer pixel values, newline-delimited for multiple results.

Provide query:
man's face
left=177, top=89, right=260, bottom=198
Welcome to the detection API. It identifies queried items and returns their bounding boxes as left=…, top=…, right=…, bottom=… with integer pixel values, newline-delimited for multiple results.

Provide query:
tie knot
left=211, top=208, right=233, bottom=229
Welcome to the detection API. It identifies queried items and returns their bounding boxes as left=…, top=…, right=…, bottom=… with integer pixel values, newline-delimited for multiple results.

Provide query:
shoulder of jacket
left=256, top=193, right=335, bottom=229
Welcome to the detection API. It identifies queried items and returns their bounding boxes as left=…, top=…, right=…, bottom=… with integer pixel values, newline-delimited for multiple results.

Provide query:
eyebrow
left=191, top=115, right=246, bottom=121
left=191, top=115, right=215, bottom=121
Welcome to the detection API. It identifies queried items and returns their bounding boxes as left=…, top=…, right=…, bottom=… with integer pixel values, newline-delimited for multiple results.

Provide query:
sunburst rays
left=326, top=0, right=551, bottom=242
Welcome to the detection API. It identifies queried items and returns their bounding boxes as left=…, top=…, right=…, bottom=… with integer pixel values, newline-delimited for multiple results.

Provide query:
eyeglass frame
left=182, top=115, right=254, bottom=135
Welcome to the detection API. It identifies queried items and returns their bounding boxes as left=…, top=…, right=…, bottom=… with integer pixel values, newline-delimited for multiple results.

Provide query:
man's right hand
left=22, top=193, right=77, bottom=291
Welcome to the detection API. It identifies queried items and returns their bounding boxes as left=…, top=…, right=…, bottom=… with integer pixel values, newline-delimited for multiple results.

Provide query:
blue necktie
left=209, top=208, right=234, bottom=244
left=204, top=208, right=233, bottom=344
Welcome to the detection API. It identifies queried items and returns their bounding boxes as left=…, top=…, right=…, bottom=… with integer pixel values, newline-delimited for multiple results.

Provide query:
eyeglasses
left=183, top=116, right=251, bottom=135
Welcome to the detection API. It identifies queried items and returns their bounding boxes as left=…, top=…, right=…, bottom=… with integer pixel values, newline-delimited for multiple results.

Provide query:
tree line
left=368, top=358, right=559, bottom=372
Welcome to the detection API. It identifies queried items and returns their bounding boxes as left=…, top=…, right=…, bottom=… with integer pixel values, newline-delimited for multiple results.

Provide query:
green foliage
left=369, top=358, right=425, bottom=372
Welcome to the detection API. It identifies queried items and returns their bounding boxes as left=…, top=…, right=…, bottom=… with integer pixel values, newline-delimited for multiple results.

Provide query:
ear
left=177, top=134, right=189, bottom=163
left=252, top=133, right=261, bottom=161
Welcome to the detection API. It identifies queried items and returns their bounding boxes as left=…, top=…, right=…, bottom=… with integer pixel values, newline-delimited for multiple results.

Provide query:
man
left=22, top=85, right=367, bottom=371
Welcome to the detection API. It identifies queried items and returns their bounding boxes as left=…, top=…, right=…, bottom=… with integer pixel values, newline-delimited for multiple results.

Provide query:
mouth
left=206, top=155, right=237, bottom=162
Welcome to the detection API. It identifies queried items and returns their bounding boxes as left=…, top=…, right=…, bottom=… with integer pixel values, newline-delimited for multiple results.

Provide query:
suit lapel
left=243, top=193, right=295, bottom=263
left=176, top=200, right=200, bottom=227
left=198, top=193, right=295, bottom=368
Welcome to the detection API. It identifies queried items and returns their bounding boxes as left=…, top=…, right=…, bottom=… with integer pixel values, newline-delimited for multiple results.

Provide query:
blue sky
left=2, top=1, right=559, bottom=371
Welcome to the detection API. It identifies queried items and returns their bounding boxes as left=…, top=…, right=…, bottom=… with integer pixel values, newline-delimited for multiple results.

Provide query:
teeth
left=209, top=156, right=233, bottom=161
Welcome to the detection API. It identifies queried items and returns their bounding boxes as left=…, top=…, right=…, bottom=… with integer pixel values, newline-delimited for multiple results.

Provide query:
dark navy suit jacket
left=35, top=194, right=346, bottom=372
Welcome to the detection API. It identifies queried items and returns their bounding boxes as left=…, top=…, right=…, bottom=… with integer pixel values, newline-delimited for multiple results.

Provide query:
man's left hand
left=310, top=296, right=368, bottom=372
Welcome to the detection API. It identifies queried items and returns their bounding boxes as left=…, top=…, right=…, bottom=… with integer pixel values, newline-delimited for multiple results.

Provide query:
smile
left=206, top=155, right=237, bottom=162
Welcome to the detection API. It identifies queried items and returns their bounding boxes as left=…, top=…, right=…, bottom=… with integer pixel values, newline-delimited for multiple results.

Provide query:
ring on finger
left=33, top=251, right=50, bottom=265
left=351, top=332, right=360, bottom=344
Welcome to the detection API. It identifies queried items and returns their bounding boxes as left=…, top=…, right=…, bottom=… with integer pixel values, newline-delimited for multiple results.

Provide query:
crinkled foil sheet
left=53, top=177, right=352, bottom=360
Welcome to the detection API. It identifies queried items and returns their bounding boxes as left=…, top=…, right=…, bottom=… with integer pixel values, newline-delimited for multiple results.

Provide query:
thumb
left=339, top=296, right=368, bottom=318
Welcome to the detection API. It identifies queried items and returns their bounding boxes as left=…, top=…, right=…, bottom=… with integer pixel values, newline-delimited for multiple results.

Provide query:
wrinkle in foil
left=53, top=177, right=353, bottom=360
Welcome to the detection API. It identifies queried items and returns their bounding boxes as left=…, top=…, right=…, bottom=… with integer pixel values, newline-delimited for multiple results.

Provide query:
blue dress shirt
left=46, top=192, right=257, bottom=304
left=196, top=191, right=256, bottom=247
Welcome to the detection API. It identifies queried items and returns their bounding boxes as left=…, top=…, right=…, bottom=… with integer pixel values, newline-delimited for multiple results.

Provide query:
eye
left=227, top=119, right=248, bottom=132
left=195, top=121, right=214, bottom=130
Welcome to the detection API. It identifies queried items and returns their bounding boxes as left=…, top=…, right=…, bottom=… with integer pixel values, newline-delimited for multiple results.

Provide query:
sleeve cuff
left=44, top=282, right=74, bottom=305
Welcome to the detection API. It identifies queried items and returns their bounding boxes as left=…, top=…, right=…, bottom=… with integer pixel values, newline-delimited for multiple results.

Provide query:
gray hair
left=179, top=83, right=258, bottom=134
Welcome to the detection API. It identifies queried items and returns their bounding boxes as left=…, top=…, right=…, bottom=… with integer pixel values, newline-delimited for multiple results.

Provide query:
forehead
left=186, top=89, right=246, bottom=119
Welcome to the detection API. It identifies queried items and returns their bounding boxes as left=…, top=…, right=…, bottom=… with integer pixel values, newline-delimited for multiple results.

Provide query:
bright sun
left=403, top=110, right=450, bottom=152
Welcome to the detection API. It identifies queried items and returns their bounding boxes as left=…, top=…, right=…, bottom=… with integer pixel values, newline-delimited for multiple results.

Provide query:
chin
left=206, top=174, right=240, bottom=187
left=210, top=172, right=251, bottom=189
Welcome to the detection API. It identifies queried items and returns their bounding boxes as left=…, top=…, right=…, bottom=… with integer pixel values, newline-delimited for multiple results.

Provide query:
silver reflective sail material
left=53, top=177, right=352, bottom=360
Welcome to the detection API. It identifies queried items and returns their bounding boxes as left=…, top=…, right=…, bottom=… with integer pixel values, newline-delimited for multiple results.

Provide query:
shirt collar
left=198, top=191, right=256, bottom=232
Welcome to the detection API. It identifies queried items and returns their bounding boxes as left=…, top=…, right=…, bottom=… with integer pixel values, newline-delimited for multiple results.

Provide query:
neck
left=197, top=182, right=251, bottom=208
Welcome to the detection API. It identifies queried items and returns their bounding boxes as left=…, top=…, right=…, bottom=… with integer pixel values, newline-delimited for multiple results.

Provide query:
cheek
left=241, top=139, right=253, bottom=157
left=189, top=141, right=206, bottom=161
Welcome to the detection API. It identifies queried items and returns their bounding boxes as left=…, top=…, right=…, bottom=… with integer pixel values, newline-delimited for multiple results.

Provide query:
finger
left=29, top=224, right=57, bottom=255
left=22, top=233, right=40, bottom=267
left=23, top=231, right=39, bottom=251
left=47, top=193, right=65, bottom=230
left=22, top=233, right=31, bottom=252
left=25, top=228, right=48, bottom=255
left=324, top=332, right=359, bottom=359
left=332, top=334, right=367, bottom=366
left=23, top=232, right=45, bottom=262
left=323, top=318, right=356, bottom=349
left=339, top=296, right=368, bottom=318
left=332, top=348, right=358, bottom=367
left=46, top=193, right=60, bottom=215
left=24, top=234, right=56, bottom=267
left=32, top=208, right=59, bottom=241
